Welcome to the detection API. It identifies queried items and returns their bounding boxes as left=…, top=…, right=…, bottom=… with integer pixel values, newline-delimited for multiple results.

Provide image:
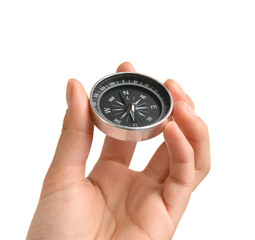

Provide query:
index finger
left=98, top=62, right=137, bottom=167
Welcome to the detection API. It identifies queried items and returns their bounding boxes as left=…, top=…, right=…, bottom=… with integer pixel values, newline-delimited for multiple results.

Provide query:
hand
left=27, top=62, right=210, bottom=240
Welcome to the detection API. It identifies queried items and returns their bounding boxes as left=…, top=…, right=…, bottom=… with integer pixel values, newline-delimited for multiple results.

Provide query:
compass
left=89, top=72, right=173, bottom=141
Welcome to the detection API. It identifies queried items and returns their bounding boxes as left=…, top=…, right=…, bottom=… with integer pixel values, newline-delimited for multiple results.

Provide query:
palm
left=87, top=159, right=174, bottom=239
left=36, top=158, right=173, bottom=240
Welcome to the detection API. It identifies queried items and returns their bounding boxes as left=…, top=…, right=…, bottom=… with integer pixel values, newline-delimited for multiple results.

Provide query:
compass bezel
left=89, top=72, right=173, bottom=141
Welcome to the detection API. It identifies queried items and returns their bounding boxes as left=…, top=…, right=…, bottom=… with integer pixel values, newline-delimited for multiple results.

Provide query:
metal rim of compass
left=89, top=72, right=173, bottom=141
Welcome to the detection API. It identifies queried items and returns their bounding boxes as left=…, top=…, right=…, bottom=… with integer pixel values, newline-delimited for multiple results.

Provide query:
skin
left=27, top=62, right=210, bottom=240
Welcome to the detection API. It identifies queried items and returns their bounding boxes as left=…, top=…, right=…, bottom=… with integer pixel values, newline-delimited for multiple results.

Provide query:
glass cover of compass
left=90, top=72, right=173, bottom=141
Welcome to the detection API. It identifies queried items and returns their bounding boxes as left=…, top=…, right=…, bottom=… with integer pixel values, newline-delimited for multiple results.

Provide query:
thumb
left=49, top=78, right=94, bottom=174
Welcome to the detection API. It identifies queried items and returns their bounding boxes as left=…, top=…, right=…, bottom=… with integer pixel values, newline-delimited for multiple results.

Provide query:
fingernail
left=183, top=101, right=197, bottom=117
left=66, top=79, right=72, bottom=108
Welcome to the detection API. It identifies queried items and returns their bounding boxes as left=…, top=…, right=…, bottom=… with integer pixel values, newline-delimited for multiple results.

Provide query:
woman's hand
left=27, top=62, right=210, bottom=240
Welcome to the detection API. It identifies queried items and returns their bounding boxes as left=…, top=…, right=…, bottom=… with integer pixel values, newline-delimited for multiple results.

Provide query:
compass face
left=90, top=73, right=172, bottom=133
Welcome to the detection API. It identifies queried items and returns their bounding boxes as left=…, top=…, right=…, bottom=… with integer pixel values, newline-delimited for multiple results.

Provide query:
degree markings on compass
left=100, top=86, right=107, bottom=92
left=109, top=82, right=116, bottom=87
left=113, top=108, right=125, bottom=111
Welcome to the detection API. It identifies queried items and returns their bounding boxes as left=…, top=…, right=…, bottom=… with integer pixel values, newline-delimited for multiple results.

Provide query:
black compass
left=90, top=72, right=173, bottom=141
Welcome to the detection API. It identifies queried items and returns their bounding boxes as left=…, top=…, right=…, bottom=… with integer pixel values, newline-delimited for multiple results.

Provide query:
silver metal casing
left=89, top=72, right=173, bottom=142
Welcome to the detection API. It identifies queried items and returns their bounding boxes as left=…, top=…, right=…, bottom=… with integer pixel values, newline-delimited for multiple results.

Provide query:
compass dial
left=99, top=85, right=163, bottom=127
left=90, top=72, right=173, bottom=141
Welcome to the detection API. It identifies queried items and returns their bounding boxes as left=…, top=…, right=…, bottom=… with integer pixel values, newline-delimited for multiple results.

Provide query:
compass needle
left=119, top=91, right=130, bottom=105
left=130, top=110, right=136, bottom=122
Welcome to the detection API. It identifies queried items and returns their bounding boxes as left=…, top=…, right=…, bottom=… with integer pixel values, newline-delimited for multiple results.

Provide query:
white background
left=0, top=0, right=254, bottom=239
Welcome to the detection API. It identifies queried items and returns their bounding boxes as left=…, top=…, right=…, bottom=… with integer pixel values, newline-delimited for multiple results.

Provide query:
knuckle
left=189, top=119, right=209, bottom=144
left=199, top=160, right=211, bottom=179
left=185, top=93, right=195, bottom=110
left=197, top=120, right=209, bottom=139
left=61, top=109, right=94, bottom=137
left=200, top=118, right=209, bottom=135
left=176, top=144, right=194, bottom=164
left=186, top=143, right=195, bottom=159
left=170, top=175, right=194, bottom=188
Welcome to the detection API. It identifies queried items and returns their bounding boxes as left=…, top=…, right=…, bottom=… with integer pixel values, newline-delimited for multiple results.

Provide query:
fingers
left=172, top=101, right=211, bottom=189
left=163, top=121, right=195, bottom=225
left=49, top=79, right=94, bottom=174
left=142, top=142, right=169, bottom=182
left=99, top=62, right=137, bottom=166
left=164, top=79, right=194, bottom=110
left=116, top=61, right=136, bottom=72
left=185, top=93, right=195, bottom=110
left=143, top=80, right=192, bottom=181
